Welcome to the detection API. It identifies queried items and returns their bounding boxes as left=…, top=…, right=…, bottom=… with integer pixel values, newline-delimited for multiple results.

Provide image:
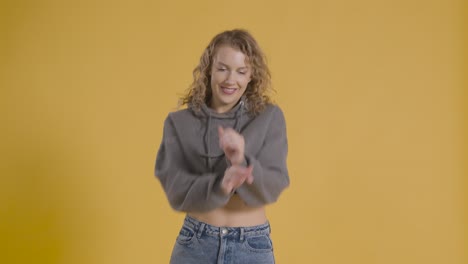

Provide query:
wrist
left=230, top=156, right=246, bottom=166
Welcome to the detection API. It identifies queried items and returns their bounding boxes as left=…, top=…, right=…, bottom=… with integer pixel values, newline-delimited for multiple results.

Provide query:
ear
left=247, top=68, right=253, bottom=83
left=247, top=74, right=252, bottom=83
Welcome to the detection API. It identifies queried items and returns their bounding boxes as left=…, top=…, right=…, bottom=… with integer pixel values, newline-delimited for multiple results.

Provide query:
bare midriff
left=188, top=194, right=267, bottom=227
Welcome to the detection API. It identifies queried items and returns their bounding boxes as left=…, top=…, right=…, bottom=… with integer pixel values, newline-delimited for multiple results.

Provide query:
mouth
left=220, top=86, right=237, bottom=95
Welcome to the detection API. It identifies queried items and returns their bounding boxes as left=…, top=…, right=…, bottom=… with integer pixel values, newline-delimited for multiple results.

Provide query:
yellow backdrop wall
left=1, top=0, right=466, bottom=263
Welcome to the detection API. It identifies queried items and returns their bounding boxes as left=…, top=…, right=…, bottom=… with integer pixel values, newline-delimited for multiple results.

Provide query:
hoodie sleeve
left=155, top=115, right=232, bottom=212
left=236, top=106, right=290, bottom=206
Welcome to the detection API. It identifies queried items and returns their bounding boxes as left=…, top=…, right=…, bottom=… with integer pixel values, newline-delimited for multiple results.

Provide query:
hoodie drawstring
left=202, top=99, right=246, bottom=171
left=204, top=112, right=212, bottom=169
left=234, top=100, right=244, bottom=133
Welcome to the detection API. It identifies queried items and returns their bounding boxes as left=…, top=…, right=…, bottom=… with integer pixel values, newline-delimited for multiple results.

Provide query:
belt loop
left=240, top=227, right=245, bottom=241
left=197, top=223, right=205, bottom=239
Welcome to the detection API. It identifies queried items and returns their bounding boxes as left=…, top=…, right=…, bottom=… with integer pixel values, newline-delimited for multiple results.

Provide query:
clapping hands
left=218, top=126, right=254, bottom=194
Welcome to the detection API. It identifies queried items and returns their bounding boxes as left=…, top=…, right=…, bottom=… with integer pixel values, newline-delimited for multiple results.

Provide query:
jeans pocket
left=243, top=234, right=274, bottom=253
left=176, top=226, right=195, bottom=245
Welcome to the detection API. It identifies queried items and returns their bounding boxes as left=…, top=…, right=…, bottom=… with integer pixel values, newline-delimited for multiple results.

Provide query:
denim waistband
left=183, top=215, right=270, bottom=241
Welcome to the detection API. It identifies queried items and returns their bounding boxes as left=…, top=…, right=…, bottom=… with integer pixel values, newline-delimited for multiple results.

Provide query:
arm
left=236, top=107, right=290, bottom=206
left=155, top=116, right=232, bottom=212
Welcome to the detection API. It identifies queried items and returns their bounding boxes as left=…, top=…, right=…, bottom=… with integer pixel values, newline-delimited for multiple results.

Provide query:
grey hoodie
left=155, top=99, right=289, bottom=212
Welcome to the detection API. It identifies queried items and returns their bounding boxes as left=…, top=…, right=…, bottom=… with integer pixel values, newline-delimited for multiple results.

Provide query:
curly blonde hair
left=180, top=29, right=274, bottom=115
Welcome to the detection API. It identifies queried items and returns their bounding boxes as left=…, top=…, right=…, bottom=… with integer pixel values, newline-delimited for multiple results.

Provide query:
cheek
left=211, top=72, right=225, bottom=83
left=210, top=74, right=219, bottom=87
left=241, top=76, right=251, bottom=88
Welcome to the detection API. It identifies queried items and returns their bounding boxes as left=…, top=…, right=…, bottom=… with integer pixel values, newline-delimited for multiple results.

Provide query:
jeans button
left=221, top=228, right=227, bottom=235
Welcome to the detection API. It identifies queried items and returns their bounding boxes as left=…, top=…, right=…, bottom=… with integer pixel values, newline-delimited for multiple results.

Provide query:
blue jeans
left=170, top=215, right=275, bottom=264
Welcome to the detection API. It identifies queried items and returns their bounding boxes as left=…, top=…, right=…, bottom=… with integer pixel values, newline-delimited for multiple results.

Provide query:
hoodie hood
left=191, top=95, right=249, bottom=119
left=190, top=96, right=248, bottom=171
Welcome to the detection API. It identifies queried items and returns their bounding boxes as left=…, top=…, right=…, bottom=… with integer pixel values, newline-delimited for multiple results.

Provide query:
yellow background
left=1, top=0, right=466, bottom=263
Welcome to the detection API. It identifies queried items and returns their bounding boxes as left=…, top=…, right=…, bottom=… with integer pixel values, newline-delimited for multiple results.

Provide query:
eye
left=218, top=68, right=227, bottom=72
left=238, top=71, right=246, bottom=75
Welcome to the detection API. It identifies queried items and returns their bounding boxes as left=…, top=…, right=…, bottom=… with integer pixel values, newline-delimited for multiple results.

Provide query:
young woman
left=155, top=29, right=289, bottom=264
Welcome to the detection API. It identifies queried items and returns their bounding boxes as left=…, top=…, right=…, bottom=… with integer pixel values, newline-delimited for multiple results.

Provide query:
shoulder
left=258, top=104, right=286, bottom=120
left=166, top=108, right=198, bottom=122
left=263, top=104, right=287, bottom=130
left=265, top=104, right=284, bottom=114
left=163, top=107, right=205, bottom=133
left=247, top=104, right=286, bottom=131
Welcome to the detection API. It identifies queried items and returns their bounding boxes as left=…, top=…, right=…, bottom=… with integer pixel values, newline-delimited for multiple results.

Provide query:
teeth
left=222, top=87, right=236, bottom=94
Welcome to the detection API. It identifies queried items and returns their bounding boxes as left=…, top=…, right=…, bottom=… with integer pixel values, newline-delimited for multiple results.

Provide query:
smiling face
left=209, top=45, right=252, bottom=113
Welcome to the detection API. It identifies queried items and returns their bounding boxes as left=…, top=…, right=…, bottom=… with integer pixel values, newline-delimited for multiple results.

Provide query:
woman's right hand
left=221, top=165, right=254, bottom=195
left=218, top=126, right=246, bottom=166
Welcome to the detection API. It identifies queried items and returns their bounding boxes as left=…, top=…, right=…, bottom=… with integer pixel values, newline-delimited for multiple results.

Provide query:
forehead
left=213, top=45, right=249, bottom=66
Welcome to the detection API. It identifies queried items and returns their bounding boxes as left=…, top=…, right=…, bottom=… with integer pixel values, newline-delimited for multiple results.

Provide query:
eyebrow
left=216, top=62, right=249, bottom=70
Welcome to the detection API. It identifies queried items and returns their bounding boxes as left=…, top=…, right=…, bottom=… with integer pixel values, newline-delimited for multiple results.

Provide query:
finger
left=218, top=126, right=225, bottom=147
left=230, top=173, right=247, bottom=188
left=222, top=174, right=236, bottom=194
left=224, top=127, right=238, bottom=135
left=221, top=128, right=235, bottom=141
left=218, top=126, right=225, bottom=137
left=226, top=182, right=233, bottom=192
left=223, top=183, right=233, bottom=194
left=229, top=167, right=248, bottom=187
left=246, top=173, right=253, bottom=184
left=245, top=166, right=254, bottom=184
left=246, top=174, right=254, bottom=184
left=230, top=179, right=243, bottom=189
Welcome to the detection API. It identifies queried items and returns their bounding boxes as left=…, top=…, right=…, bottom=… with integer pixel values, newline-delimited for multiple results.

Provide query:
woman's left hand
left=221, top=165, right=253, bottom=194
left=218, top=126, right=245, bottom=166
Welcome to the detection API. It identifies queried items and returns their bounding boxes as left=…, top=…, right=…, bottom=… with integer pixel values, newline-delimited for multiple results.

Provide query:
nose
left=225, top=72, right=235, bottom=84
